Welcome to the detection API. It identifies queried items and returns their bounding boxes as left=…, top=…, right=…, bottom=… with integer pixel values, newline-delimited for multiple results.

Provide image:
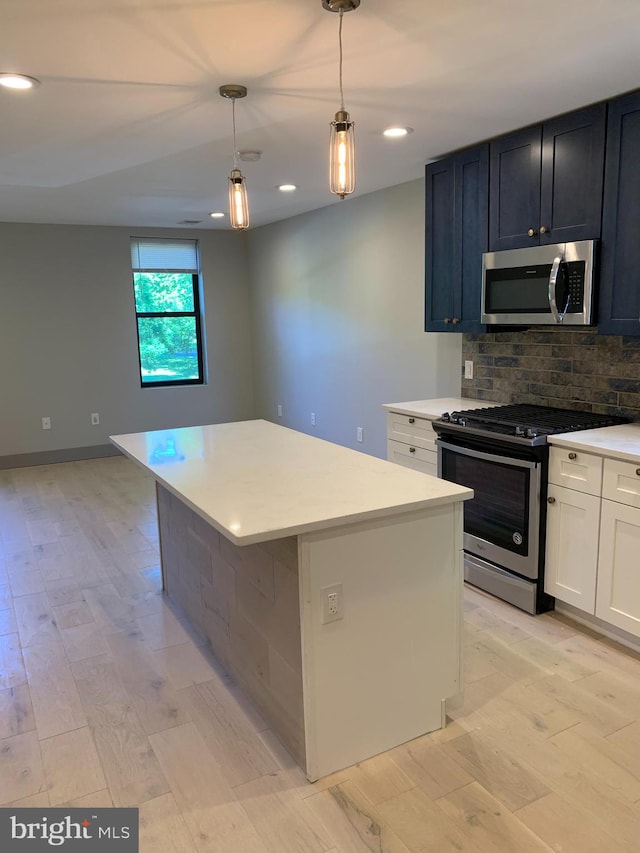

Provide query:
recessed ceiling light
left=382, top=126, right=413, bottom=138
left=210, top=212, right=225, bottom=219
left=278, top=184, right=297, bottom=192
left=0, top=73, right=41, bottom=90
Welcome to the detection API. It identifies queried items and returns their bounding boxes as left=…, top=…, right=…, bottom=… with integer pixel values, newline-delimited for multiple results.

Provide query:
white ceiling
left=3, top=0, right=640, bottom=230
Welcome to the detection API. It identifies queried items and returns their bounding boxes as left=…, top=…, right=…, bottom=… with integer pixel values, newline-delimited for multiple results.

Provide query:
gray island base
left=111, top=420, right=472, bottom=781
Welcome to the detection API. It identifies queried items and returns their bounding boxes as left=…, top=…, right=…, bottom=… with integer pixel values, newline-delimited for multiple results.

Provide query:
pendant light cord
left=231, top=97, right=238, bottom=169
left=338, top=9, right=345, bottom=111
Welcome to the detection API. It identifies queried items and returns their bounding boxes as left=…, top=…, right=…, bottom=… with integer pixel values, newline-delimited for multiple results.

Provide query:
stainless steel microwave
left=481, top=240, right=597, bottom=325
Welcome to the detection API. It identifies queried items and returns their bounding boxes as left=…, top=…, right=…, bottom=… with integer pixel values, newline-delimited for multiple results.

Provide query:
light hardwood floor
left=1, top=456, right=639, bottom=852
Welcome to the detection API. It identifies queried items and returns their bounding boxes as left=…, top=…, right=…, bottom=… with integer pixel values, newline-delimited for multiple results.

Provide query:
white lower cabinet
left=386, top=413, right=438, bottom=477
left=596, top=499, right=640, bottom=635
left=546, top=447, right=640, bottom=641
left=387, top=440, right=437, bottom=477
left=544, top=484, right=600, bottom=612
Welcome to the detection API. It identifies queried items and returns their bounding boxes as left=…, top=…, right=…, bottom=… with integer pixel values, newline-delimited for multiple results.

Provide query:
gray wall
left=0, top=223, right=255, bottom=459
left=246, top=179, right=462, bottom=459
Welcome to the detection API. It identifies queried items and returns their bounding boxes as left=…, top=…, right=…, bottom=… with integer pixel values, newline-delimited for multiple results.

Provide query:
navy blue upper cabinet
left=489, top=104, right=606, bottom=251
left=599, top=91, right=640, bottom=335
left=489, top=126, right=541, bottom=251
left=425, top=145, right=488, bottom=332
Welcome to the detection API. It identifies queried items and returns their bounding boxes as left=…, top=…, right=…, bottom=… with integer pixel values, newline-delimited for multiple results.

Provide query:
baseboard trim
left=555, top=602, right=640, bottom=655
left=0, top=444, right=122, bottom=470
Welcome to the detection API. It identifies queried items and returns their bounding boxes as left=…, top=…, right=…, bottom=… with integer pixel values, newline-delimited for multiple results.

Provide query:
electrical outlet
left=41, top=416, right=51, bottom=430
left=357, top=427, right=364, bottom=443
left=91, top=412, right=100, bottom=425
left=311, top=412, right=316, bottom=426
left=464, top=360, right=474, bottom=380
left=322, top=583, right=343, bottom=624
left=277, top=404, right=283, bottom=417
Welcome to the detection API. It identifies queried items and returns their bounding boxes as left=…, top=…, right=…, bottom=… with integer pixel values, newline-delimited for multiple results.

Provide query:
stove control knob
left=526, top=427, right=539, bottom=438
left=515, top=425, right=526, bottom=436
left=457, top=417, right=467, bottom=427
left=441, top=412, right=451, bottom=422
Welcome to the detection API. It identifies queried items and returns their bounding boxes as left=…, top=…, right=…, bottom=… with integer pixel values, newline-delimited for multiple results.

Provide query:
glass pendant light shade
left=229, top=168, right=249, bottom=230
left=329, top=109, right=355, bottom=199
left=219, top=84, right=250, bottom=231
left=324, top=1, right=360, bottom=199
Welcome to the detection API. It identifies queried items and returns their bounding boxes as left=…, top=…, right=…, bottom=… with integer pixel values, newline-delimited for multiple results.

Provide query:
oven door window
left=441, top=447, right=531, bottom=556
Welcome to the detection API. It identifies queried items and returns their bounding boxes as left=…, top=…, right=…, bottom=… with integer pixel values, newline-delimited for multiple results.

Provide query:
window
left=130, top=238, right=205, bottom=387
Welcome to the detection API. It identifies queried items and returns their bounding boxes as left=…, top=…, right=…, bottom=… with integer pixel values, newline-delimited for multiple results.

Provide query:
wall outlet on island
left=464, top=360, right=474, bottom=380
left=91, top=412, right=100, bottom=425
left=357, top=427, right=364, bottom=443
left=311, top=412, right=316, bottom=426
left=277, top=404, right=283, bottom=417
left=322, top=583, right=343, bottom=624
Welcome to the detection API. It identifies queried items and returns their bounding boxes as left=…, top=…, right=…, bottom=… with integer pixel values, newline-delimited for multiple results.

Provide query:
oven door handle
left=436, top=439, right=540, bottom=470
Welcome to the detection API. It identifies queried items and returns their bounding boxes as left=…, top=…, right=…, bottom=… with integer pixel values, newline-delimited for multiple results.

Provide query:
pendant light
left=323, top=0, right=361, bottom=199
left=219, top=84, right=250, bottom=230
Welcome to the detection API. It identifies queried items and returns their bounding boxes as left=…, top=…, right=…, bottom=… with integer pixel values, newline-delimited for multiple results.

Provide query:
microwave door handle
left=548, top=254, right=564, bottom=324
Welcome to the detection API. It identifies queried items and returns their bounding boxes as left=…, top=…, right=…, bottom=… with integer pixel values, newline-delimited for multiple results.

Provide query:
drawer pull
left=636, top=468, right=640, bottom=476
left=568, top=452, right=577, bottom=460
left=409, top=447, right=416, bottom=453
left=547, top=496, right=556, bottom=504
left=408, top=417, right=415, bottom=424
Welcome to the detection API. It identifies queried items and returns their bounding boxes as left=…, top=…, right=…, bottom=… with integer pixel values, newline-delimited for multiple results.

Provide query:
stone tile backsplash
left=461, top=328, right=640, bottom=420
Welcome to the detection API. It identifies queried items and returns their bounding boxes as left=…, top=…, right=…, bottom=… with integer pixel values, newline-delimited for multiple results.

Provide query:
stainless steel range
left=433, top=404, right=629, bottom=614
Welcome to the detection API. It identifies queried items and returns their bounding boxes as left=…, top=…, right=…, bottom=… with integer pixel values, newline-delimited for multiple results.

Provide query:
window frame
left=130, top=241, right=206, bottom=388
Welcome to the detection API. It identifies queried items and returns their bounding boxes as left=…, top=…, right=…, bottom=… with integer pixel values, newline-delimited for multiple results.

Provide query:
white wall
left=0, top=223, right=255, bottom=458
left=246, top=179, right=462, bottom=459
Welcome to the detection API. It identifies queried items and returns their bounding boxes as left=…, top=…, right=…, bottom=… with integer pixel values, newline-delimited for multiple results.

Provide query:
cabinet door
left=539, top=103, right=606, bottom=245
left=455, top=146, right=488, bottom=331
left=489, top=126, right=542, bottom=251
left=544, top=484, right=600, bottom=613
left=425, top=145, right=487, bottom=332
left=596, top=499, right=640, bottom=637
left=598, top=91, right=640, bottom=336
left=425, top=158, right=455, bottom=330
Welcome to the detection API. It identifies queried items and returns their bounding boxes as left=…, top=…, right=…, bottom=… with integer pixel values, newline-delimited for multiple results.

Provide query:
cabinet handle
left=547, top=496, right=556, bottom=504
left=568, top=452, right=577, bottom=460
left=444, top=318, right=451, bottom=324
left=527, top=228, right=538, bottom=237
left=408, top=418, right=415, bottom=424
left=452, top=317, right=460, bottom=324
left=540, top=225, right=549, bottom=235
left=409, top=447, right=416, bottom=453
left=636, top=468, right=640, bottom=476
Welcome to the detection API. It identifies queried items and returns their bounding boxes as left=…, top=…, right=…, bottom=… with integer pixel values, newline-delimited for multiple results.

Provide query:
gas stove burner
left=435, top=403, right=629, bottom=446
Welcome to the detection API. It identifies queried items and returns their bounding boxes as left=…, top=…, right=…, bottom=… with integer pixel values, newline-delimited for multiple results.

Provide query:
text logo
left=0, top=808, right=138, bottom=851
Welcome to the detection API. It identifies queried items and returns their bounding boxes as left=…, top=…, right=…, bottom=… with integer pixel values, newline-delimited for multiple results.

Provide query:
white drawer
left=602, top=458, right=640, bottom=508
left=387, top=440, right=437, bottom=477
left=549, top=446, right=603, bottom=496
left=386, top=412, right=436, bottom=451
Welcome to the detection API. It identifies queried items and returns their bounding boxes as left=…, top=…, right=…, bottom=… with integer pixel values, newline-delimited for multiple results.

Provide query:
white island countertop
left=111, top=420, right=472, bottom=546
left=548, top=422, right=640, bottom=463
left=381, top=397, right=498, bottom=419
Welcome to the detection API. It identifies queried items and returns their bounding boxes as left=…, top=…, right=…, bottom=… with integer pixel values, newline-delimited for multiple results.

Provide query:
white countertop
left=110, top=420, right=472, bottom=546
left=548, top=423, right=640, bottom=463
left=381, top=397, right=499, bottom=419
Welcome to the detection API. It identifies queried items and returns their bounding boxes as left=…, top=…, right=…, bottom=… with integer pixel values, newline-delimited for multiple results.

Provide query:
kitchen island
left=110, top=420, right=472, bottom=781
